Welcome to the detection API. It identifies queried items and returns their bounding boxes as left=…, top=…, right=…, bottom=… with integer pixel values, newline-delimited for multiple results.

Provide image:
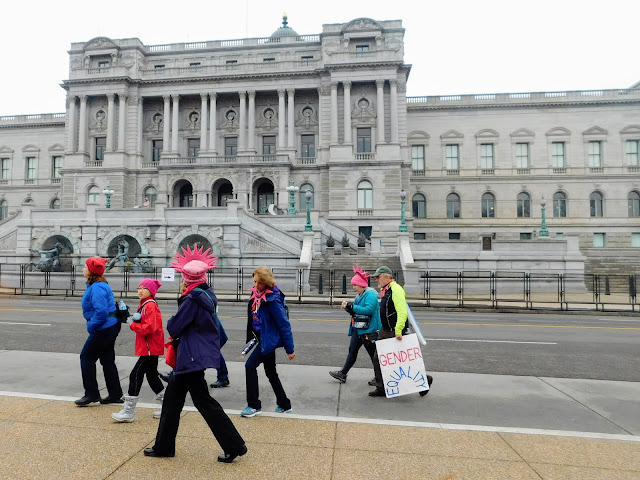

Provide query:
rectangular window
left=355, top=45, right=369, bottom=57
left=356, top=127, right=371, bottom=153
left=626, top=140, right=639, bottom=166
left=26, top=157, right=37, bottom=179
left=98, top=61, right=109, bottom=69
left=445, top=144, right=459, bottom=170
left=555, top=232, right=564, bottom=240
left=632, top=233, right=640, bottom=248
left=480, top=143, right=494, bottom=169
left=52, top=156, right=62, bottom=178
left=552, top=141, right=566, bottom=168
left=226, top=60, right=237, bottom=65
left=520, top=233, right=532, bottom=240
left=515, top=143, right=529, bottom=168
left=95, top=137, right=106, bottom=161
left=588, top=141, right=602, bottom=167
left=189, top=62, right=201, bottom=67
left=411, top=145, right=425, bottom=171
left=263, top=57, right=275, bottom=63
left=225, top=137, right=237, bottom=156
left=262, top=135, right=276, bottom=155
left=414, top=233, right=426, bottom=240
left=0, top=158, right=9, bottom=180
left=152, top=139, right=163, bottom=162
left=187, top=138, right=200, bottom=157
left=301, top=134, right=315, bottom=158
left=448, top=233, right=461, bottom=240
left=300, top=55, right=313, bottom=65
left=154, top=64, right=165, bottom=70
left=593, top=233, right=605, bottom=248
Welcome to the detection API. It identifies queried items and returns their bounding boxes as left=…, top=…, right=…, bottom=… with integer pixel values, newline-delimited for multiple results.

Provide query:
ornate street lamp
left=399, top=190, right=408, bottom=232
left=285, top=180, right=299, bottom=215
left=102, top=183, right=115, bottom=208
left=304, top=189, right=313, bottom=232
left=539, top=196, right=549, bottom=237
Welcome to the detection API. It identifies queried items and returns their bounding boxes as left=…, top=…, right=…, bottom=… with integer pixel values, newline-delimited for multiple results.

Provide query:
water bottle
left=119, top=298, right=127, bottom=311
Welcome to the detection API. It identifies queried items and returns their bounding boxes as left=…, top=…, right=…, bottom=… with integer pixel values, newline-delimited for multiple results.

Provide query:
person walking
left=368, top=266, right=433, bottom=397
left=75, top=257, right=124, bottom=406
left=329, top=265, right=381, bottom=384
left=241, top=266, right=295, bottom=417
left=112, top=278, right=165, bottom=422
left=144, top=245, right=246, bottom=462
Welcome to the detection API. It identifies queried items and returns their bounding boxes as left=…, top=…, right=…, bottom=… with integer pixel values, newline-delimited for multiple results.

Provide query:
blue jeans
left=245, top=347, right=290, bottom=411
left=80, top=322, right=123, bottom=398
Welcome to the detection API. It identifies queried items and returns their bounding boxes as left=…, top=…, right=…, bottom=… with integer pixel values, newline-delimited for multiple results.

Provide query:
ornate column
left=317, top=87, right=325, bottom=149
left=171, top=95, right=180, bottom=153
left=66, top=95, right=76, bottom=153
left=209, top=92, right=217, bottom=153
left=248, top=90, right=256, bottom=152
left=376, top=79, right=385, bottom=144
left=106, top=93, right=116, bottom=152
left=287, top=89, right=295, bottom=148
left=162, top=95, right=171, bottom=153
left=343, top=81, right=352, bottom=144
left=117, top=94, right=127, bottom=152
left=278, top=89, right=286, bottom=148
left=136, top=96, right=143, bottom=154
left=238, top=91, right=246, bottom=151
left=390, top=79, right=398, bottom=143
left=330, top=82, right=338, bottom=144
left=200, top=93, right=208, bottom=153
left=78, top=95, right=88, bottom=153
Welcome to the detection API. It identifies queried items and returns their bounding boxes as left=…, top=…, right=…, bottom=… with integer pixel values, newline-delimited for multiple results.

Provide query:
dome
left=270, top=14, right=298, bottom=39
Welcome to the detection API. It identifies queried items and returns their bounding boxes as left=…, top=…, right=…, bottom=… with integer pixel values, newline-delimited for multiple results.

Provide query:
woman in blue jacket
left=145, top=245, right=246, bottom=463
left=329, top=265, right=382, bottom=384
left=241, top=266, right=296, bottom=418
left=75, top=257, right=123, bottom=406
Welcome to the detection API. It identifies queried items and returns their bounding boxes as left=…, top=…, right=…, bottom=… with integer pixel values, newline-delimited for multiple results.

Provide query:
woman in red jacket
left=112, top=278, right=165, bottom=422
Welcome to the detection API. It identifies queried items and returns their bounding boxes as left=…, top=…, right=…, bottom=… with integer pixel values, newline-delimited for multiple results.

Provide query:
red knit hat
left=138, top=278, right=162, bottom=297
left=85, top=257, right=107, bottom=276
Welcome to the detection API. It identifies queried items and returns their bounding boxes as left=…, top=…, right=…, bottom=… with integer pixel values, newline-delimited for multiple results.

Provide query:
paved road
left=1, top=296, right=639, bottom=381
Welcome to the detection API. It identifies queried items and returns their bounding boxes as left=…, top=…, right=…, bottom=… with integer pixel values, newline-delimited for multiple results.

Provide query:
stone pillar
left=78, top=95, right=88, bottom=153
left=343, top=81, right=352, bottom=144
left=200, top=93, right=208, bottom=153
left=248, top=90, right=256, bottom=152
left=171, top=95, right=180, bottom=153
left=106, top=93, right=115, bottom=152
left=376, top=79, right=385, bottom=144
left=162, top=95, right=171, bottom=153
left=238, top=91, right=246, bottom=151
left=136, top=96, right=143, bottom=154
left=209, top=92, right=217, bottom=153
left=287, top=88, right=295, bottom=148
left=330, top=82, right=338, bottom=144
left=278, top=89, right=286, bottom=149
left=390, top=79, right=398, bottom=143
left=117, top=94, right=127, bottom=152
left=317, top=87, right=324, bottom=150
left=67, top=95, right=76, bottom=153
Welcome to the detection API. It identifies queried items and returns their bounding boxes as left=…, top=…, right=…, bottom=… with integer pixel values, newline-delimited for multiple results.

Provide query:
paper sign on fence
left=161, top=268, right=175, bottom=282
left=375, top=333, right=429, bottom=398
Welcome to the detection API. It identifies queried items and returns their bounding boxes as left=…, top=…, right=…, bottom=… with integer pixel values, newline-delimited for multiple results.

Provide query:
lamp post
left=304, top=189, right=313, bottom=232
left=102, top=183, right=115, bottom=208
left=285, top=180, right=299, bottom=215
left=399, top=190, right=408, bottom=232
left=539, top=196, right=549, bottom=237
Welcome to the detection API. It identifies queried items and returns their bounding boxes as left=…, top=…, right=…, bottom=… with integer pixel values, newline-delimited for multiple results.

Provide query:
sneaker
left=329, top=370, right=347, bottom=383
left=274, top=406, right=292, bottom=414
left=368, top=378, right=376, bottom=387
left=419, top=375, right=434, bottom=397
left=240, top=406, right=262, bottom=418
left=210, top=379, right=230, bottom=388
left=368, top=389, right=386, bottom=397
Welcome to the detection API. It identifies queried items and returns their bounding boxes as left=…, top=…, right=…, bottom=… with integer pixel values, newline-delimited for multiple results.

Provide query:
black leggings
left=128, top=355, right=164, bottom=396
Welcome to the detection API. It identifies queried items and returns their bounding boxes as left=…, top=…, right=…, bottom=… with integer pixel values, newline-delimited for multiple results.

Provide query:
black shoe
left=100, top=395, right=124, bottom=404
left=368, top=389, right=385, bottom=397
left=368, top=378, right=376, bottom=386
left=329, top=370, right=347, bottom=383
left=419, top=375, right=434, bottom=397
left=74, top=395, right=101, bottom=406
left=144, top=447, right=174, bottom=458
left=217, top=444, right=247, bottom=463
left=210, top=379, right=230, bottom=388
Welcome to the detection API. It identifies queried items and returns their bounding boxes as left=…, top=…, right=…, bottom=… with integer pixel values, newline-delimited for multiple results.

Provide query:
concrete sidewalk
left=1, top=350, right=640, bottom=479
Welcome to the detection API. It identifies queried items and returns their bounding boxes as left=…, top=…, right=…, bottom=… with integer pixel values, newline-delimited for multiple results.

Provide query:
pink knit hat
left=138, top=278, right=162, bottom=297
left=350, top=265, right=370, bottom=287
left=170, top=244, right=218, bottom=286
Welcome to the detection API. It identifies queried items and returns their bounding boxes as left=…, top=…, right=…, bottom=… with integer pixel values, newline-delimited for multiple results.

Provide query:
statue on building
left=106, top=237, right=130, bottom=272
left=28, top=242, right=65, bottom=271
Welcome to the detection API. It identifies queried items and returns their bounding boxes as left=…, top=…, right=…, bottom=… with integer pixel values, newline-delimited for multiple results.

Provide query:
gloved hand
left=131, top=312, right=142, bottom=323
left=126, top=317, right=133, bottom=326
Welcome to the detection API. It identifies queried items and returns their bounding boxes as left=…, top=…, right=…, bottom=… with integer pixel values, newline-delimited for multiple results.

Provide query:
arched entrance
left=172, top=180, right=193, bottom=207
left=254, top=178, right=275, bottom=214
left=212, top=179, right=234, bottom=206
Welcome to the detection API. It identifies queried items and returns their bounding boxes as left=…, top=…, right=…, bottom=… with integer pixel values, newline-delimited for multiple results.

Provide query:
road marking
left=427, top=338, right=557, bottom=345
left=0, top=321, right=51, bottom=326
left=421, top=321, right=640, bottom=331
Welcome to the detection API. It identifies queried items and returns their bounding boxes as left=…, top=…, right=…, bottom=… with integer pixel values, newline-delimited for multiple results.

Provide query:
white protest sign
left=161, top=268, right=175, bottom=282
left=376, top=333, right=429, bottom=398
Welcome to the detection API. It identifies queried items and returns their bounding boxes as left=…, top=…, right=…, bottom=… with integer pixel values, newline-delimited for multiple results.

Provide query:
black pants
left=153, top=370, right=244, bottom=456
left=80, top=322, right=123, bottom=398
left=372, top=328, right=395, bottom=391
left=245, top=348, right=291, bottom=411
left=341, top=333, right=377, bottom=375
left=128, top=355, right=164, bottom=396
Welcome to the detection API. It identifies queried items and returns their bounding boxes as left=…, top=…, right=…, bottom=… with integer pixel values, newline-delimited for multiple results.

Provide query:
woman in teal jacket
left=329, top=266, right=381, bottom=383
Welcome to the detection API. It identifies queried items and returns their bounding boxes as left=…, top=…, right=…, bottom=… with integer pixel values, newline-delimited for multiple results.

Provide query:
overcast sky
left=2, top=0, right=638, bottom=115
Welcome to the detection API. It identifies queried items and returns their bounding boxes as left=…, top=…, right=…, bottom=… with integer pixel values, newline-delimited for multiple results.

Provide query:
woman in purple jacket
left=145, top=245, right=246, bottom=463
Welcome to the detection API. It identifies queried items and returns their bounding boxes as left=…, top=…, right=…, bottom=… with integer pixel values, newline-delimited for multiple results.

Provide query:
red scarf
left=182, top=283, right=201, bottom=296
left=379, top=282, right=391, bottom=299
left=249, top=286, right=273, bottom=311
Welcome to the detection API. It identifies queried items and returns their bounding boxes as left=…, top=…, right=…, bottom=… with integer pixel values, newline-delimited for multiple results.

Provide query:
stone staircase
left=584, top=252, right=640, bottom=294
left=307, top=254, right=403, bottom=293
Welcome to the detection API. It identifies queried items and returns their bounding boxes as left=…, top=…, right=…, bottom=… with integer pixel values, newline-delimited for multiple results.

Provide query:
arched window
left=87, top=185, right=100, bottom=203
left=446, top=193, right=460, bottom=218
left=50, top=198, right=61, bottom=210
left=357, top=180, right=373, bottom=209
left=217, top=182, right=233, bottom=207
left=412, top=193, right=426, bottom=218
left=481, top=192, right=496, bottom=218
left=0, top=200, right=7, bottom=220
left=517, top=192, right=531, bottom=218
left=299, top=183, right=314, bottom=209
left=144, top=186, right=157, bottom=207
left=553, top=192, right=567, bottom=218
left=590, top=191, right=604, bottom=217
left=628, top=191, right=640, bottom=217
